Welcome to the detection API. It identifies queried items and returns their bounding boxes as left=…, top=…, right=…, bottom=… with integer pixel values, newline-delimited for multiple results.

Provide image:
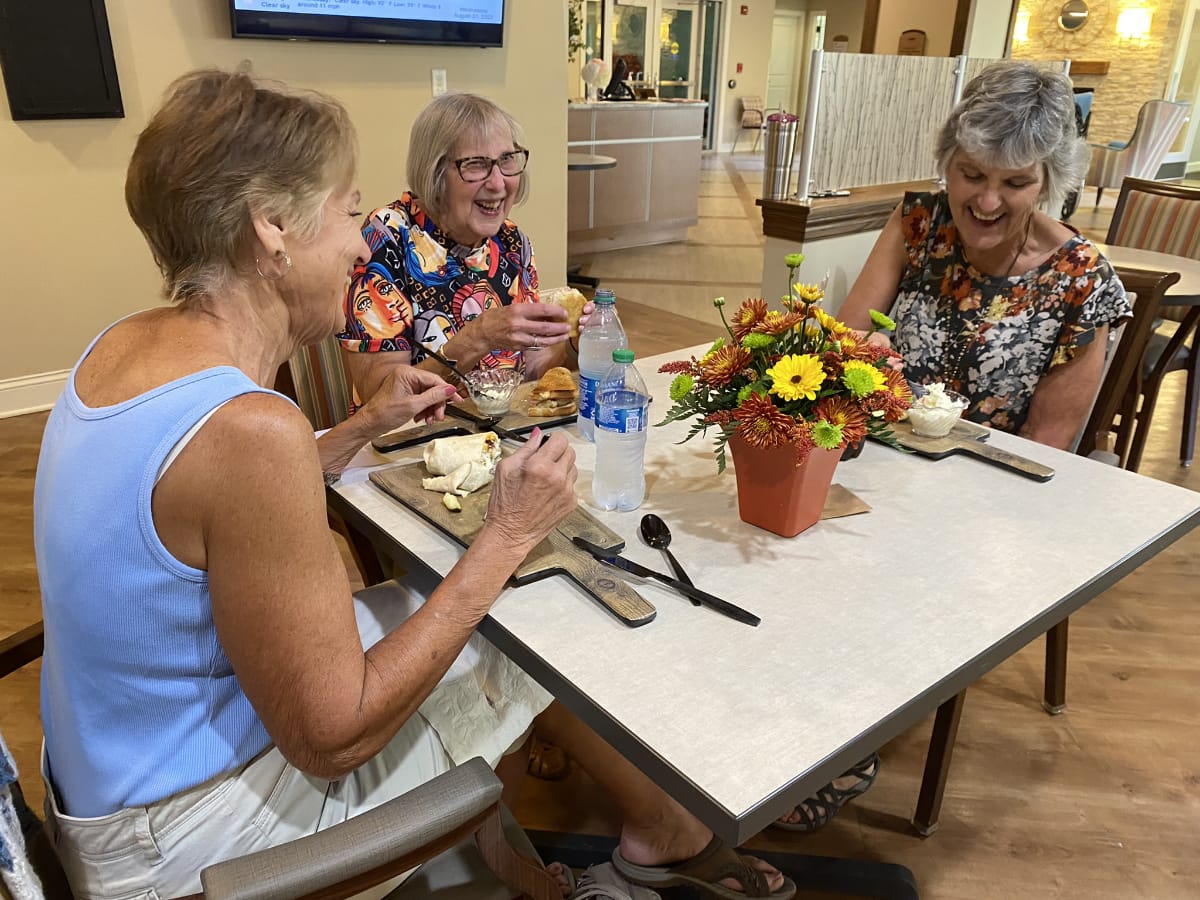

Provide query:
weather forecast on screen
left=231, top=1, right=503, bottom=24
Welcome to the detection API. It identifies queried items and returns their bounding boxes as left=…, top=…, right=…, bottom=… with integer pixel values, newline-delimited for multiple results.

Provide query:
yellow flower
left=794, top=282, right=824, bottom=302
left=767, top=354, right=825, bottom=402
left=841, top=359, right=887, bottom=397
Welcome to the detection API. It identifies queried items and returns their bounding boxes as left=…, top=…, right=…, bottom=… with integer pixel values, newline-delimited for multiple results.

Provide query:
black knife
left=445, top=404, right=538, bottom=444
left=571, top=536, right=760, bottom=627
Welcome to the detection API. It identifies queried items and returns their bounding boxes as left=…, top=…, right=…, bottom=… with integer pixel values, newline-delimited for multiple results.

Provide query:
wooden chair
left=0, top=622, right=559, bottom=900
left=1086, top=100, right=1190, bottom=206
left=1103, top=176, right=1200, bottom=469
left=915, top=267, right=1180, bottom=835
left=273, top=335, right=387, bottom=586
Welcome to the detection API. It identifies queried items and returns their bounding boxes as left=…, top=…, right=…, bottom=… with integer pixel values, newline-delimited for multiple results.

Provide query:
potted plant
left=656, top=254, right=909, bottom=536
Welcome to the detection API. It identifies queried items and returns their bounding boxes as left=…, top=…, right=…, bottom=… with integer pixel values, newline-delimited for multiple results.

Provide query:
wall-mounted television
left=229, top=1, right=505, bottom=48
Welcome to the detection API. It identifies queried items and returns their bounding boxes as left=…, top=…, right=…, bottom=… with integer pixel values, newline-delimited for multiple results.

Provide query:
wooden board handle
left=958, top=441, right=1055, bottom=482
left=550, top=541, right=657, bottom=627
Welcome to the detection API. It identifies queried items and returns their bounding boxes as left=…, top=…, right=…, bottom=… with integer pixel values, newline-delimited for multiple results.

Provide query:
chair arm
left=199, top=757, right=502, bottom=900
left=0, top=621, right=44, bottom=678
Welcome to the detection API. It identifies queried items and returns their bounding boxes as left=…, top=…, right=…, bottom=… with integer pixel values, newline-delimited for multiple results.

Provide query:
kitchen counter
left=567, top=101, right=707, bottom=255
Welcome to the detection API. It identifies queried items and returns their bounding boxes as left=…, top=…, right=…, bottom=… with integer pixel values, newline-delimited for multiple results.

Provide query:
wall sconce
left=1013, top=9, right=1030, bottom=43
left=1115, top=7, right=1153, bottom=42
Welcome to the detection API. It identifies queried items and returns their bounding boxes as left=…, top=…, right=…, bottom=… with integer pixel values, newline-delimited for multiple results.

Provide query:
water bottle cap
left=594, top=289, right=616, bottom=304
left=612, top=348, right=634, bottom=363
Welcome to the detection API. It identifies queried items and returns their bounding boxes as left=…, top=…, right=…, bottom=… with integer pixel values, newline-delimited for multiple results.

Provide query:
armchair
left=736, top=96, right=767, bottom=153
left=1086, top=100, right=1189, bottom=206
left=0, top=622, right=560, bottom=900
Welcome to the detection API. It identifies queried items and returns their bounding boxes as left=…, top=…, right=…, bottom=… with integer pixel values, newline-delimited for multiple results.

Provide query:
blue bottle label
left=596, top=400, right=648, bottom=434
left=579, top=374, right=599, bottom=421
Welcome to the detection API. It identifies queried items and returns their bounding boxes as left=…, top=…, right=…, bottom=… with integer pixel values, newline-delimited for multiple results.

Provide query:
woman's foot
left=773, top=752, right=880, bottom=833
left=616, top=831, right=792, bottom=897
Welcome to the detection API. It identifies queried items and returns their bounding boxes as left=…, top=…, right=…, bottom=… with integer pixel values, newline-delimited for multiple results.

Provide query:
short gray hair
left=936, top=62, right=1086, bottom=210
left=407, top=92, right=530, bottom=223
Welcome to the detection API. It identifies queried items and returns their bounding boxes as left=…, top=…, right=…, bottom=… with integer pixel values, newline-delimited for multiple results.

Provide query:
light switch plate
left=431, top=68, right=447, bottom=96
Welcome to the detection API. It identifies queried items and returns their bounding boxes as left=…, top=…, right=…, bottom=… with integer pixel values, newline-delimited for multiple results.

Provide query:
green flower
left=669, top=374, right=695, bottom=401
left=868, top=309, right=897, bottom=332
left=841, top=359, right=887, bottom=397
left=811, top=420, right=844, bottom=450
left=712, top=296, right=726, bottom=308
left=736, top=384, right=759, bottom=404
left=784, top=252, right=805, bottom=268
left=741, top=332, right=775, bottom=351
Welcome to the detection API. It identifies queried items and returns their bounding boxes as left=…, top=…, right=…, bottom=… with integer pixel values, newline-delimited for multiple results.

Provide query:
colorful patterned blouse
left=891, top=191, right=1130, bottom=434
left=338, top=193, right=539, bottom=371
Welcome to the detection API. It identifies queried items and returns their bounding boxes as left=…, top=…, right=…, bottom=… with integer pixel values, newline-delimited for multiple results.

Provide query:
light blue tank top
left=35, top=329, right=279, bottom=818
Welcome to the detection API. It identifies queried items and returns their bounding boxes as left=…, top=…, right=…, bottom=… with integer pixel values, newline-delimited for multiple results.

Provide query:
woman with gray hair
left=776, top=61, right=1130, bottom=837
left=341, top=92, right=588, bottom=406
left=837, top=60, right=1129, bottom=450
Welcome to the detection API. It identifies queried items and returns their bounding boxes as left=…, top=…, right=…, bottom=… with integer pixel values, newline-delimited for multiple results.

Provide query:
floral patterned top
left=891, top=191, right=1130, bottom=434
left=338, top=192, right=539, bottom=372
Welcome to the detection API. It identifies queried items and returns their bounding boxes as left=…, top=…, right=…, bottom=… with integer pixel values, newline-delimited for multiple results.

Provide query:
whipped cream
left=912, top=382, right=958, bottom=411
left=907, top=382, right=965, bottom=438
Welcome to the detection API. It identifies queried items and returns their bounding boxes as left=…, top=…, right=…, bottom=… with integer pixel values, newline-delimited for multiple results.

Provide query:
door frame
left=861, top=0, right=972, bottom=54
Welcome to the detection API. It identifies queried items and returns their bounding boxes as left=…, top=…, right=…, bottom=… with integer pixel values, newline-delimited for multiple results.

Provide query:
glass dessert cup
left=465, top=366, right=523, bottom=417
left=906, top=389, right=968, bottom=438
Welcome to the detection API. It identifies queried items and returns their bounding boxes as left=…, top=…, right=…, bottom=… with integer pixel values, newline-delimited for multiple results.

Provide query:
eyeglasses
left=452, top=148, right=530, bottom=183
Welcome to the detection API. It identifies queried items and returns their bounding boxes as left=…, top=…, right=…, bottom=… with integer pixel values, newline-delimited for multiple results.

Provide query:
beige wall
left=719, top=1, right=777, bottom=151
left=1011, top=0, right=1187, bottom=144
left=0, top=0, right=568, bottom=397
left=963, top=0, right=1015, bottom=58
left=823, top=0, right=867, bottom=52
left=873, top=0, right=958, bottom=56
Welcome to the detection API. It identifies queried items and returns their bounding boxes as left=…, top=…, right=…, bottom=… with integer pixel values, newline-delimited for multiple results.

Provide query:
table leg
left=1043, top=618, right=1069, bottom=714
left=912, top=690, right=966, bottom=837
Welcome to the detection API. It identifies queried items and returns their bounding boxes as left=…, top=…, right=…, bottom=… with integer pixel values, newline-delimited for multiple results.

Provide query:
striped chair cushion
left=288, top=334, right=353, bottom=430
left=1110, top=191, right=1200, bottom=323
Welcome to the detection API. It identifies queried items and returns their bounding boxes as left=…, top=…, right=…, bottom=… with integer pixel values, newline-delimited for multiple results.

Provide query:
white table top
left=330, top=345, right=1200, bottom=843
left=1095, top=242, right=1200, bottom=302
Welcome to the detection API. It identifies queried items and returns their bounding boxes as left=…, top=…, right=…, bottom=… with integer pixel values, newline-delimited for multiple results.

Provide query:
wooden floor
left=3, top=161, right=1199, bottom=898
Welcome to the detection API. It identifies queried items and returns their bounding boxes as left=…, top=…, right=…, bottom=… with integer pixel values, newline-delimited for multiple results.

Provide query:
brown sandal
left=527, top=737, right=570, bottom=780
left=611, top=836, right=796, bottom=900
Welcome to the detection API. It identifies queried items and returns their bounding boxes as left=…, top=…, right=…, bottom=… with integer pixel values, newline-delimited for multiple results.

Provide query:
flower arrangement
left=657, top=254, right=911, bottom=472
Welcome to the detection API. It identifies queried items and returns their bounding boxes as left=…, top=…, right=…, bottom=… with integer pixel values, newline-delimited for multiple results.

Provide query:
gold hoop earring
left=255, top=253, right=292, bottom=280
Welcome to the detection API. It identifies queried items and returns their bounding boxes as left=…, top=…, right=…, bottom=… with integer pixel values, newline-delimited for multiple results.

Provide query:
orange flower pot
left=727, top=436, right=841, bottom=538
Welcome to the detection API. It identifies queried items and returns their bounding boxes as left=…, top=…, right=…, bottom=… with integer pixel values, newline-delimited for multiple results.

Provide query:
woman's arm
left=158, top=394, right=577, bottom=779
left=835, top=203, right=909, bottom=330
left=1019, top=324, right=1109, bottom=450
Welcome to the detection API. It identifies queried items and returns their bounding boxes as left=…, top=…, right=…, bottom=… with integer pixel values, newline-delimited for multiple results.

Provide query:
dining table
left=326, top=344, right=1200, bottom=859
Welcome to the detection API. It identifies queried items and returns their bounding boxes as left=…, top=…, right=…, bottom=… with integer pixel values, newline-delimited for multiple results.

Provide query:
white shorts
left=45, top=578, right=552, bottom=900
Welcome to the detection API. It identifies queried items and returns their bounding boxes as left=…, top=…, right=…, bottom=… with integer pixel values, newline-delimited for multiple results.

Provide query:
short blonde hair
left=406, top=92, right=529, bottom=223
left=125, top=68, right=356, bottom=303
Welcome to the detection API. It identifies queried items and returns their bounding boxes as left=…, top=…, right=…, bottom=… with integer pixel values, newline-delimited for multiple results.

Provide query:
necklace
left=940, top=214, right=1034, bottom=386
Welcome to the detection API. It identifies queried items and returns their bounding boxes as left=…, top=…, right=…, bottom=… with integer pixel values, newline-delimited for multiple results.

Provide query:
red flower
left=700, top=345, right=752, bottom=387
left=732, top=393, right=797, bottom=450
left=731, top=298, right=768, bottom=341
left=815, top=396, right=868, bottom=447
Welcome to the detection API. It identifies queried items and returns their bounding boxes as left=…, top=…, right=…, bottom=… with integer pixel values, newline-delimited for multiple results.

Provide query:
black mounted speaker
left=0, top=0, right=123, bottom=120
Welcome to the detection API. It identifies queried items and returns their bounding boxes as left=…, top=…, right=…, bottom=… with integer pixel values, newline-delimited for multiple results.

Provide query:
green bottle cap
left=612, top=348, right=634, bottom=363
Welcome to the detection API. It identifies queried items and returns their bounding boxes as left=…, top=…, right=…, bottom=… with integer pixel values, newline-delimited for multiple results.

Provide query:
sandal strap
left=667, top=837, right=774, bottom=897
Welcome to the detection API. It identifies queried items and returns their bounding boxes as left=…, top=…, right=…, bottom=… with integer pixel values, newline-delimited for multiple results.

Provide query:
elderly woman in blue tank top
left=32, top=69, right=794, bottom=900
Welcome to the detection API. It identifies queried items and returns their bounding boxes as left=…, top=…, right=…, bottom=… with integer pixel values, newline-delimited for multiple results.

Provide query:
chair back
left=278, top=335, right=354, bottom=431
left=1091, top=100, right=1189, bottom=189
left=1075, top=266, right=1179, bottom=467
left=1105, top=176, right=1200, bottom=322
left=740, top=96, right=765, bottom=128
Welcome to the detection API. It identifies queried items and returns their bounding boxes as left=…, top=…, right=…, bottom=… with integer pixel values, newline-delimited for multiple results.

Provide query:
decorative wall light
left=1014, top=9, right=1031, bottom=43
left=1115, top=7, right=1153, bottom=42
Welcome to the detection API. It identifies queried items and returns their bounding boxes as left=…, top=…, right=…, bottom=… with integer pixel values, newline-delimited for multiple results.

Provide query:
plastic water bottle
left=576, top=288, right=627, bottom=442
left=593, top=349, right=649, bottom=512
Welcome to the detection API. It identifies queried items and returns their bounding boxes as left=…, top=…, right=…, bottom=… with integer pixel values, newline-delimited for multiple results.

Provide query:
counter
left=567, top=100, right=707, bottom=255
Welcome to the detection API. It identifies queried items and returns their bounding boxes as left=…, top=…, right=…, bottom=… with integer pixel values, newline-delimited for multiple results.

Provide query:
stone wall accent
left=1011, top=0, right=1187, bottom=145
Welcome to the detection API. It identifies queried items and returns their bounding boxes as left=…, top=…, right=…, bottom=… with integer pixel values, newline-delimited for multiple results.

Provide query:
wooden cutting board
left=372, top=380, right=578, bottom=452
left=887, top=420, right=1055, bottom=482
left=369, top=463, right=656, bottom=627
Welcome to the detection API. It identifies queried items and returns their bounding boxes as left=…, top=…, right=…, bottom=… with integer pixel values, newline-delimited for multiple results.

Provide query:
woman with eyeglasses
left=341, top=92, right=588, bottom=403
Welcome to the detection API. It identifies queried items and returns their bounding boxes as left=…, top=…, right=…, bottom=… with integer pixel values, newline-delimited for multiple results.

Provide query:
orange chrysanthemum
left=878, top=369, right=914, bottom=422
left=698, top=345, right=753, bottom=387
left=755, top=309, right=806, bottom=336
left=814, top=396, right=868, bottom=447
left=732, top=393, right=797, bottom=450
left=731, top=298, right=768, bottom=341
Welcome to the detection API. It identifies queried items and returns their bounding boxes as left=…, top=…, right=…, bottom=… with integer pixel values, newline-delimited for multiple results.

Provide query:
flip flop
left=772, top=752, right=880, bottom=833
left=568, top=862, right=662, bottom=900
left=611, top=836, right=797, bottom=900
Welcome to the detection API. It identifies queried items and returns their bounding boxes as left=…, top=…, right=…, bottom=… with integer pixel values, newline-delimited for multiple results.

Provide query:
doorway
left=1167, top=0, right=1200, bottom=175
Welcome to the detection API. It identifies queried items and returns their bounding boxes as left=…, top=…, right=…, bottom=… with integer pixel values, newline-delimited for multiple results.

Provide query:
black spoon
left=639, top=513, right=699, bottom=605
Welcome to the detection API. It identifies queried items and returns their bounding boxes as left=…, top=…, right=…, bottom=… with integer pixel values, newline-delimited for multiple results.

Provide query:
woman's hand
left=360, top=366, right=458, bottom=432
left=483, top=429, right=578, bottom=551
left=853, top=328, right=904, bottom=372
left=475, top=303, right=572, bottom=352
